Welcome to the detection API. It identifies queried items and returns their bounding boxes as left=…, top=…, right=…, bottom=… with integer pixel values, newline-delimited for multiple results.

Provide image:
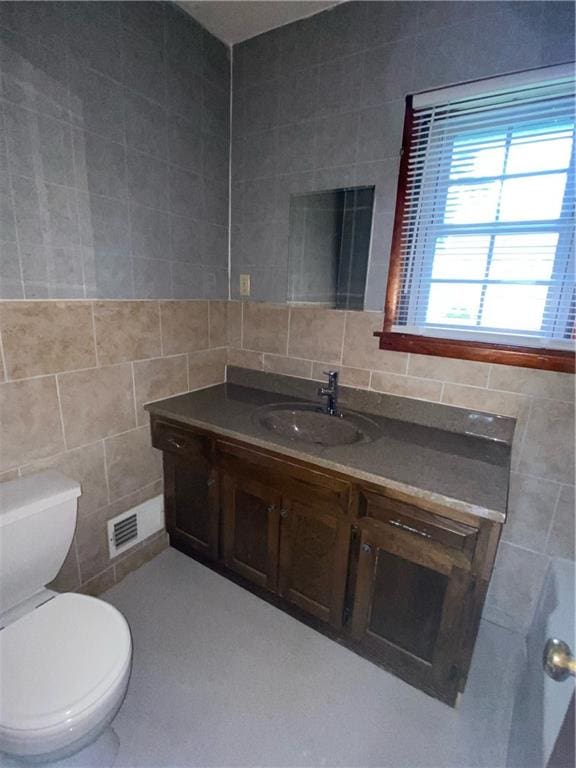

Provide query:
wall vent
left=107, top=495, right=164, bottom=559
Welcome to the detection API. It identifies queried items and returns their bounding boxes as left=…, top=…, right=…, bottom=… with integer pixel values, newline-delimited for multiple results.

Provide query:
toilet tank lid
left=0, top=471, right=81, bottom=527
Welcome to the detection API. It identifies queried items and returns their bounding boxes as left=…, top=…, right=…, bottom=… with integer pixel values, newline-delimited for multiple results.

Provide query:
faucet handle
left=324, top=369, right=339, bottom=381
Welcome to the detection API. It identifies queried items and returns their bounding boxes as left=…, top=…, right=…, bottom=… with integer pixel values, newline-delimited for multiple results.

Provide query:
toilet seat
left=0, top=593, right=132, bottom=758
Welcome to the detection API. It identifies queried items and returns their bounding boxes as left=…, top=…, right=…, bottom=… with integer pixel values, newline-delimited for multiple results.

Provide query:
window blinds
left=391, top=65, right=575, bottom=350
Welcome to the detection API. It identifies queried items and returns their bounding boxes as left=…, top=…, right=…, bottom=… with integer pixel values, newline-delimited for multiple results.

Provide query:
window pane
left=506, top=125, right=574, bottom=174
left=426, top=284, right=482, bottom=325
left=481, top=285, right=548, bottom=331
left=445, top=181, right=500, bottom=223
left=432, top=235, right=490, bottom=279
left=489, top=234, right=559, bottom=281
left=499, top=173, right=567, bottom=221
left=450, top=133, right=506, bottom=179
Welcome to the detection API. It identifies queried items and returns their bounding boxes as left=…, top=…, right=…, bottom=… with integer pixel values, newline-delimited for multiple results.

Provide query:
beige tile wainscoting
left=0, top=299, right=231, bottom=595
left=0, top=299, right=574, bottom=631
left=227, top=301, right=575, bottom=632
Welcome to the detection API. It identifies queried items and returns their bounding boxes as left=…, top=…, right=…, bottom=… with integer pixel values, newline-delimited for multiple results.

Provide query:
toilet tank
left=0, top=471, right=81, bottom=615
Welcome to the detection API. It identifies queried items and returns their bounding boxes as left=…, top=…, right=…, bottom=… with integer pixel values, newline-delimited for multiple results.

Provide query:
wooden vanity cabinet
left=218, top=442, right=352, bottom=629
left=350, top=489, right=481, bottom=705
left=151, top=415, right=501, bottom=706
left=153, top=419, right=219, bottom=561
left=221, top=472, right=282, bottom=591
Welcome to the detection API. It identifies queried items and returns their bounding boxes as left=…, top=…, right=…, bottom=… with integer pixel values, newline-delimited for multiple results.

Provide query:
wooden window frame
left=375, top=95, right=575, bottom=374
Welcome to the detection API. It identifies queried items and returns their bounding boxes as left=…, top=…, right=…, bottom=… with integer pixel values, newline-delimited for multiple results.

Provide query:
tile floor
left=14, top=548, right=524, bottom=767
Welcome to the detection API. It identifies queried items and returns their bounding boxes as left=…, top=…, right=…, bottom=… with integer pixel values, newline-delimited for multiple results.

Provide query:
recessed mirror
left=287, top=186, right=375, bottom=311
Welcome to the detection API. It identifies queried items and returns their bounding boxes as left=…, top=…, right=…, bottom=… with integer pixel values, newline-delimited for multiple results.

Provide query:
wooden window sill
left=374, top=332, right=575, bottom=373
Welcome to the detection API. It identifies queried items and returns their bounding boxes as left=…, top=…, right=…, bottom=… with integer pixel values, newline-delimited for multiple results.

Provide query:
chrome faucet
left=318, top=370, right=339, bottom=416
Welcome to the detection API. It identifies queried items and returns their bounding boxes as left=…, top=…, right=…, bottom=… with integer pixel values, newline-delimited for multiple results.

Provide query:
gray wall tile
left=168, top=166, right=203, bottom=218
left=132, top=257, right=172, bottom=299
left=124, top=91, right=168, bottom=160
left=122, top=27, right=166, bottom=106
left=0, top=1, right=229, bottom=299
left=74, top=130, right=127, bottom=200
left=230, top=0, right=573, bottom=315
left=127, top=148, right=168, bottom=211
left=69, top=65, right=125, bottom=143
left=130, top=204, right=171, bottom=261
left=168, top=115, right=202, bottom=173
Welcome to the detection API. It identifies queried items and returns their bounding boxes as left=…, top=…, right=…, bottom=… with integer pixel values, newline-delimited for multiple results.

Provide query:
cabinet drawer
left=152, top=418, right=211, bottom=461
left=359, top=489, right=477, bottom=560
left=217, top=441, right=351, bottom=515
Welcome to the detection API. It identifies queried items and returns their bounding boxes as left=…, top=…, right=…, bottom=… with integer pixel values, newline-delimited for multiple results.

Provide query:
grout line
left=339, top=311, right=347, bottom=365
left=185, top=352, right=190, bottom=391
left=513, top=396, right=533, bottom=470
left=130, top=361, right=139, bottom=425
left=0, top=327, right=8, bottom=383
left=286, top=306, right=292, bottom=357
left=542, top=483, right=565, bottom=553
left=207, top=301, right=213, bottom=348
left=90, top=301, right=99, bottom=367
left=101, top=437, right=112, bottom=505
left=54, top=374, right=68, bottom=452
left=158, top=302, right=165, bottom=357
left=240, top=300, right=244, bottom=348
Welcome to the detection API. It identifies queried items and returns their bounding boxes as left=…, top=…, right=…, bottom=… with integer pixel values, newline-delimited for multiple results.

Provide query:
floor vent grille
left=107, top=495, right=164, bottom=558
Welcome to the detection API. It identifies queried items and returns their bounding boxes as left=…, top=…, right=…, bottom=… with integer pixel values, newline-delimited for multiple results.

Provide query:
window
left=378, top=65, right=575, bottom=372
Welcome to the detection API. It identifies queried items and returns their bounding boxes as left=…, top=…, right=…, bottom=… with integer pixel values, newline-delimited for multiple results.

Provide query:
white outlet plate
left=239, top=273, right=250, bottom=296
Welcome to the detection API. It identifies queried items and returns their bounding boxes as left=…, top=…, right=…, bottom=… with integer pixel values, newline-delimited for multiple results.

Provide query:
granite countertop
left=145, top=372, right=514, bottom=525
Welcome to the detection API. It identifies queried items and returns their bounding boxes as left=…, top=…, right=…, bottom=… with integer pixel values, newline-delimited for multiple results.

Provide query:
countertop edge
left=145, top=402, right=507, bottom=526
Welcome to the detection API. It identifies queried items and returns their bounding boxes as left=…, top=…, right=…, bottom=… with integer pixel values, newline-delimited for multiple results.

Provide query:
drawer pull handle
left=280, top=508, right=288, bottom=519
left=267, top=504, right=276, bottom=514
left=207, top=478, right=215, bottom=487
left=167, top=435, right=185, bottom=450
left=388, top=519, right=431, bottom=539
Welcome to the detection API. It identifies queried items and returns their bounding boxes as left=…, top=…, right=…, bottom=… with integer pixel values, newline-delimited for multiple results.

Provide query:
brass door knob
left=543, top=638, right=576, bottom=681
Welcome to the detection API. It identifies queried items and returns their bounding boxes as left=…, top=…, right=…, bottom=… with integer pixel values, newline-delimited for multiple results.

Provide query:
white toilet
left=0, top=471, right=132, bottom=762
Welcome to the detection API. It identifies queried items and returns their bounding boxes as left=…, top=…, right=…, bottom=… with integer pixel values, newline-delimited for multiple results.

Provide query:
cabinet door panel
left=369, top=550, right=448, bottom=662
left=279, top=500, right=350, bottom=628
left=164, top=452, right=218, bottom=560
left=222, top=474, right=281, bottom=592
left=351, top=524, right=472, bottom=705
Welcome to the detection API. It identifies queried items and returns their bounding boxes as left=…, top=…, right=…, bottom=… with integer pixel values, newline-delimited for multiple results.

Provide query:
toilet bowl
left=0, top=472, right=133, bottom=762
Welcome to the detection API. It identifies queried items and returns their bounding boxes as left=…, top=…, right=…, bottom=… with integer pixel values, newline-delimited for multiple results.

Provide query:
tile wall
left=226, top=300, right=575, bottom=631
left=230, top=0, right=575, bottom=306
left=0, top=299, right=231, bottom=594
left=0, top=294, right=573, bottom=625
left=0, top=1, right=230, bottom=300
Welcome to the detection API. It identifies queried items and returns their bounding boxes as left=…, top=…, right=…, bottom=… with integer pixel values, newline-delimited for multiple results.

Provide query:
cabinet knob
left=280, top=508, right=288, bottom=518
left=207, top=478, right=215, bottom=487
left=267, top=504, right=276, bottom=513
left=361, top=543, right=373, bottom=554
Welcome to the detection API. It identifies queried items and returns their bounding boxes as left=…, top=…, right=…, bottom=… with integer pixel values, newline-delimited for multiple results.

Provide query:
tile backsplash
left=0, top=2, right=230, bottom=300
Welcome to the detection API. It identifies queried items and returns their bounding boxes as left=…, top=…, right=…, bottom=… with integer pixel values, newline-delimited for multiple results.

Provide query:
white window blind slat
left=390, top=68, right=576, bottom=349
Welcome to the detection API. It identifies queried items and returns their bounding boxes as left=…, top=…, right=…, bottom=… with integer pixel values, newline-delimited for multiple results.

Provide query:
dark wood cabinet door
left=163, top=449, right=219, bottom=561
left=278, top=499, right=351, bottom=629
left=221, top=473, right=282, bottom=592
left=351, top=520, right=473, bottom=705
